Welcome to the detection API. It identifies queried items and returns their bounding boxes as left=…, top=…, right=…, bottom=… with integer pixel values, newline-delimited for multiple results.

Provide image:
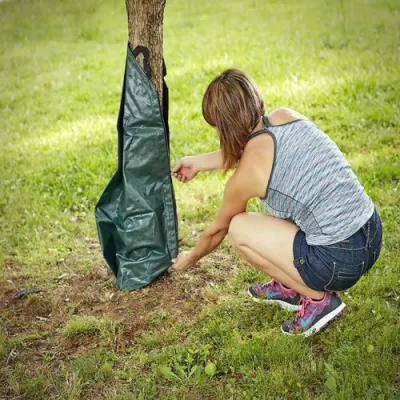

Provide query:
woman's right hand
left=172, top=156, right=199, bottom=183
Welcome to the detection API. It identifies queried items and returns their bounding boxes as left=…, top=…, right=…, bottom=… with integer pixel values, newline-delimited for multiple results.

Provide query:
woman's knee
left=228, top=212, right=249, bottom=248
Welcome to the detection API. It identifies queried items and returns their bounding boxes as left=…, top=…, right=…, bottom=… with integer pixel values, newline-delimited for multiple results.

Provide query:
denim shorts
left=293, top=208, right=383, bottom=292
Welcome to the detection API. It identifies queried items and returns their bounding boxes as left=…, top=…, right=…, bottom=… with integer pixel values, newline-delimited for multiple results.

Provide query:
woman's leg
left=228, top=212, right=324, bottom=300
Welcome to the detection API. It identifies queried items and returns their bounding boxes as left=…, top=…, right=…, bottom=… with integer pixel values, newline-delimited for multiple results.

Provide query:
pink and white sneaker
left=281, top=292, right=346, bottom=336
left=248, top=279, right=301, bottom=311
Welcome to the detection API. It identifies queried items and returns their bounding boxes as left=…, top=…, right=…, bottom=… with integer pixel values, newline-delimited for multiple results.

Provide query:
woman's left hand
left=171, top=251, right=195, bottom=272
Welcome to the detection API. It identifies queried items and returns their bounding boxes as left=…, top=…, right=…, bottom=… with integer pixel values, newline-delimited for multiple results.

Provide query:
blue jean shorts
left=293, top=208, right=383, bottom=292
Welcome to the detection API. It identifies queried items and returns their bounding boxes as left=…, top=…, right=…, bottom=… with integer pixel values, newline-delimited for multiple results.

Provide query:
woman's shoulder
left=268, top=107, right=309, bottom=126
left=236, top=133, right=275, bottom=199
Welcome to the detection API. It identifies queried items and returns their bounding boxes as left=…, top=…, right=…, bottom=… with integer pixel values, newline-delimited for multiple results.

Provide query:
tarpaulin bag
left=95, top=43, right=179, bottom=290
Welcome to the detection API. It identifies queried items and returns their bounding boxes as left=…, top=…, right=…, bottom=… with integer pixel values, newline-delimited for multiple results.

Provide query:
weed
left=19, top=375, right=47, bottom=399
left=144, top=309, right=171, bottom=325
left=63, top=316, right=101, bottom=337
left=8, top=331, right=49, bottom=348
left=0, top=330, right=7, bottom=359
left=63, top=315, right=116, bottom=339
left=7, top=369, right=48, bottom=400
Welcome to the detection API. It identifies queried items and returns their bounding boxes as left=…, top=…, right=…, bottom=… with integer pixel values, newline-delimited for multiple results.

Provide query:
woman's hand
left=172, top=156, right=199, bottom=183
left=171, top=251, right=195, bottom=272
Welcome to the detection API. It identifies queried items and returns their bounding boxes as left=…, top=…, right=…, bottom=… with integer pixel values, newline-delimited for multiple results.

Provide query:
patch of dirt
left=0, top=241, right=238, bottom=375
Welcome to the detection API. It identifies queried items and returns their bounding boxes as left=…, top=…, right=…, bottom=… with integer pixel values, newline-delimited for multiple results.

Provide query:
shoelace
left=296, top=296, right=311, bottom=320
left=262, top=279, right=277, bottom=292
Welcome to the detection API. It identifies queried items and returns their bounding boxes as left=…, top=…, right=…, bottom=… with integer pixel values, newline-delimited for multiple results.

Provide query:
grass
left=62, top=316, right=114, bottom=338
left=0, top=330, right=7, bottom=359
left=0, top=0, right=399, bottom=398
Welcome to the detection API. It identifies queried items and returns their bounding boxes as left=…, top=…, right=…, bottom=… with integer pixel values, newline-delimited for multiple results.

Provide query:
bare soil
left=0, top=241, right=237, bottom=398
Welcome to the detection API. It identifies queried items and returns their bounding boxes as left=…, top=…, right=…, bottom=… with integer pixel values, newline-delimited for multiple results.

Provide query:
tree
left=125, top=0, right=166, bottom=107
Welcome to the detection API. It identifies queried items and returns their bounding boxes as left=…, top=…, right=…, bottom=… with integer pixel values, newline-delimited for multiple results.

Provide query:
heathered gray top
left=249, top=116, right=374, bottom=245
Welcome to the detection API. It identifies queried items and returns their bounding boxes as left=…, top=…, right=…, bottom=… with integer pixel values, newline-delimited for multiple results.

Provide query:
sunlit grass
left=0, top=0, right=399, bottom=399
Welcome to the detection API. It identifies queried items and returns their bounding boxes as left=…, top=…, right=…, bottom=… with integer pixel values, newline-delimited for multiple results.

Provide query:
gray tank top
left=248, top=116, right=374, bottom=245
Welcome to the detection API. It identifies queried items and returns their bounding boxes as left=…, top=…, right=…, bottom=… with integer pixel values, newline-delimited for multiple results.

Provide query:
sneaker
left=281, top=292, right=346, bottom=337
left=248, top=279, right=301, bottom=311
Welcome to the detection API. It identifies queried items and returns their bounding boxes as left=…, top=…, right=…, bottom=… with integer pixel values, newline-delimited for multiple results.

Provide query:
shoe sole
left=247, top=289, right=301, bottom=312
left=280, top=302, right=346, bottom=337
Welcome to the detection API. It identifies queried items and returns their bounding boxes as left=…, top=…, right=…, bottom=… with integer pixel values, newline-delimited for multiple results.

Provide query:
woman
left=171, top=69, right=382, bottom=336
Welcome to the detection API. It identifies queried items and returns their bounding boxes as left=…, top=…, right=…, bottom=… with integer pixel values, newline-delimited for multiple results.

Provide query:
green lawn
left=0, top=0, right=399, bottom=398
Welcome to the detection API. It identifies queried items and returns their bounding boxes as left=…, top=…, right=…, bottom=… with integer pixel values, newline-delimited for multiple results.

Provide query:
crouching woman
left=171, top=69, right=382, bottom=336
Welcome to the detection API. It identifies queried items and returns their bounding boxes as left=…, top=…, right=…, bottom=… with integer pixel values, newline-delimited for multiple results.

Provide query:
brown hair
left=202, top=69, right=265, bottom=172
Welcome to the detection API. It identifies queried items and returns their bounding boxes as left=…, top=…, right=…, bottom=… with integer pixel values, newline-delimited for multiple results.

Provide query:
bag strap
left=131, top=45, right=152, bottom=80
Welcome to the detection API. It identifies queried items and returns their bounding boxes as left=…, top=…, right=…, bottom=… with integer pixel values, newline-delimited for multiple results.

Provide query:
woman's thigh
left=228, top=212, right=299, bottom=273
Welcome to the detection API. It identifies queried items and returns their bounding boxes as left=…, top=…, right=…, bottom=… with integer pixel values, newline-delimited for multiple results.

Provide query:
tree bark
left=126, top=0, right=166, bottom=108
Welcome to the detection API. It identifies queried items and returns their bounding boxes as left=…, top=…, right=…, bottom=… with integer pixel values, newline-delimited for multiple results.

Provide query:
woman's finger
left=172, top=160, right=182, bottom=173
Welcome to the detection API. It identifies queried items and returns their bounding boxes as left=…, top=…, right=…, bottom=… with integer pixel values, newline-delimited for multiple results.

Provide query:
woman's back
left=251, top=113, right=374, bottom=245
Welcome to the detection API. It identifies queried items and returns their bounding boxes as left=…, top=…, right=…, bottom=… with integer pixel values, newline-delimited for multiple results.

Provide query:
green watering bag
left=95, top=44, right=179, bottom=290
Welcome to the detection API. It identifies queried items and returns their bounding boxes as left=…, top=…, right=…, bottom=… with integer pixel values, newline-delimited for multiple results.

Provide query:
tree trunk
left=125, top=0, right=166, bottom=108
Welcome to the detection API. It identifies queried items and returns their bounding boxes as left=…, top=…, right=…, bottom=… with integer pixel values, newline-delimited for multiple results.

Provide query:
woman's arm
left=172, top=151, right=236, bottom=183
left=171, top=135, right=273, bottom=271
left=172, top=174, right=248, bottom=271
left=189, top=174, right=248, bottom=263
left=194, top=150, right=223, bottom=171
left=172, top=156, right=263, bottom=271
